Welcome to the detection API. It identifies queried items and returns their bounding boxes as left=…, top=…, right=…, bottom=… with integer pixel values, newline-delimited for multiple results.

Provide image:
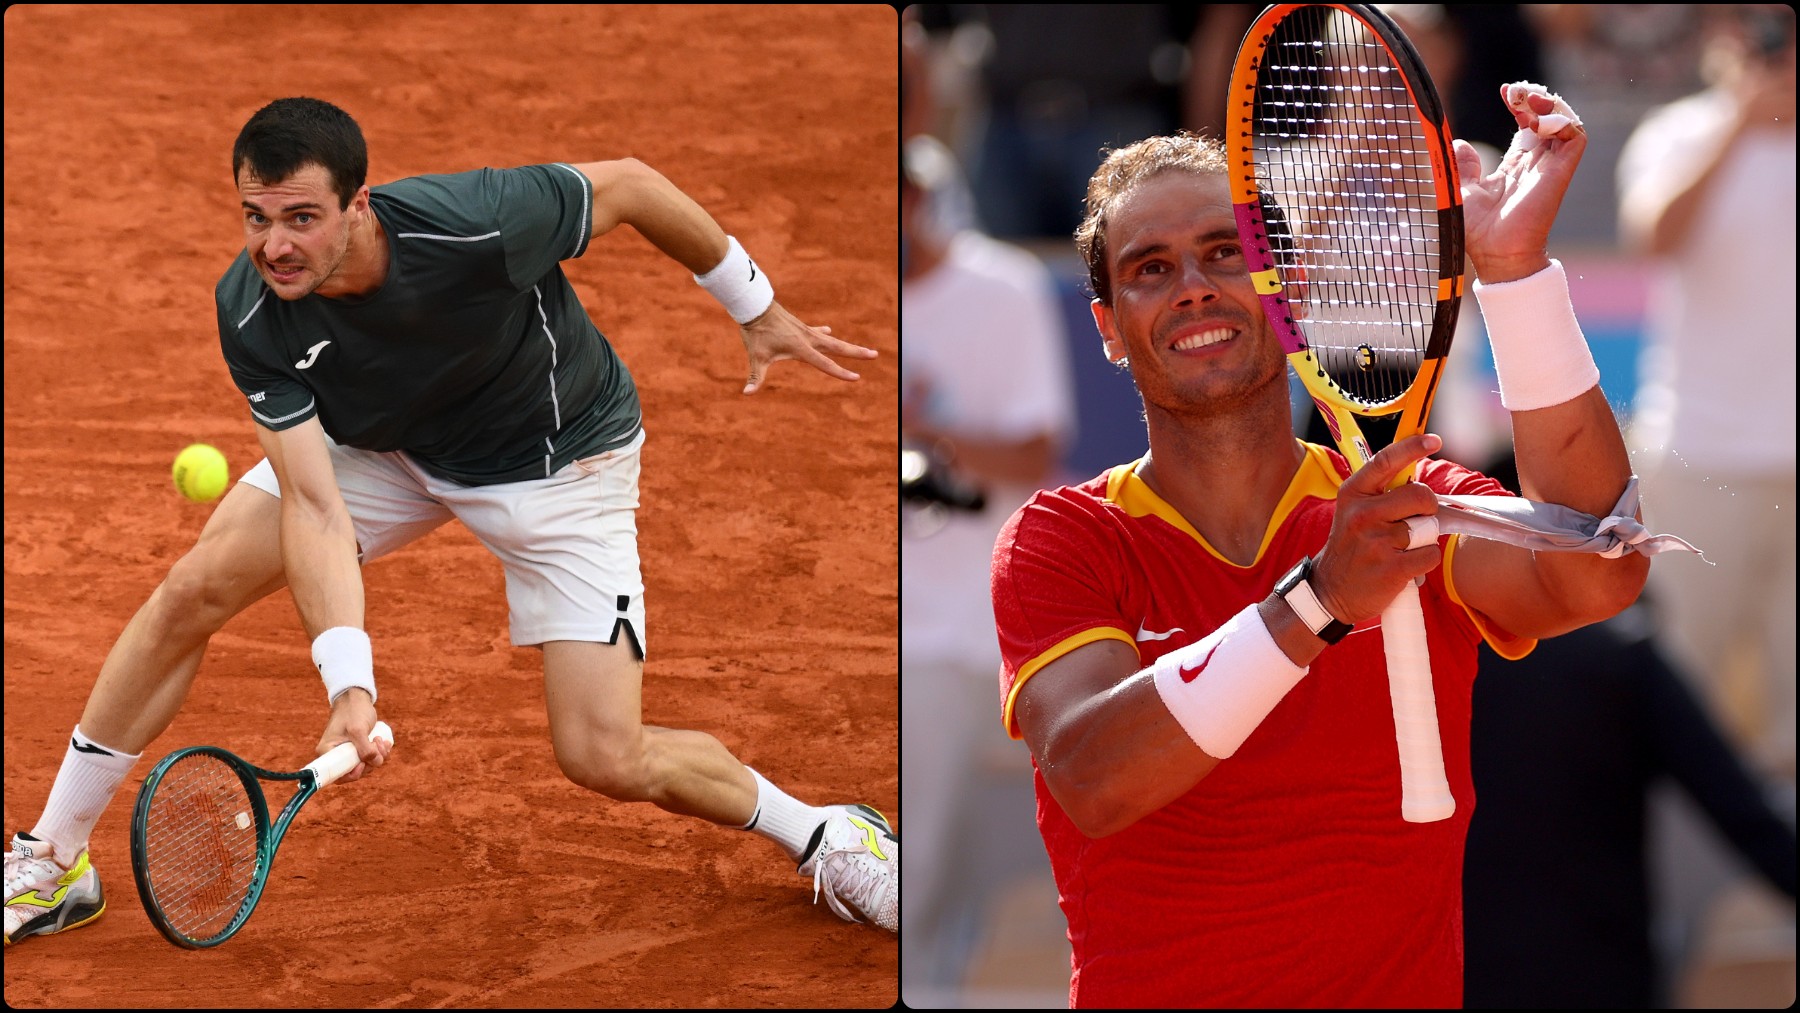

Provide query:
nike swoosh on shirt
left=1136, top=625, right=1185, bottom=641
left=1178, top=644, right=1220, bottom=683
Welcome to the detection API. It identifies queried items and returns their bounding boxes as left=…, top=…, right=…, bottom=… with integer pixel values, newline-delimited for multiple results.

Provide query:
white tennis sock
left=740, top=768, right=830, bottom=862
left=31, top=726, right=140, bottom=866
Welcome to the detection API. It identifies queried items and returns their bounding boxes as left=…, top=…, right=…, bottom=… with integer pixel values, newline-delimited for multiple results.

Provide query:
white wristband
left=1473, top=259, right=1600, bottom=411
left=313, top=626, right=376, bottom=705
left=694, top=236, right=774, bottom=324
left=1150, top=604, right=1309, bottom=759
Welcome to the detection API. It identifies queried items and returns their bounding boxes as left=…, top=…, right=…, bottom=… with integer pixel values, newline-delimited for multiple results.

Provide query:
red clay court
left=4, top=5, right=897, bottom=1006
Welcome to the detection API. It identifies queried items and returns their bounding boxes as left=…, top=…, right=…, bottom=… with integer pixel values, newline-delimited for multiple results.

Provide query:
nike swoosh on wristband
left=748, top=262, right=757, bottom=282
left=1136, top=624, right=1185, bottom=641
left=1178, top=644, right=1220, bottom=683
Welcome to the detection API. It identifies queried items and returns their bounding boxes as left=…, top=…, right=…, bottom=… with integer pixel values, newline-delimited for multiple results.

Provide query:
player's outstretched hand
left=1310, top=434, right=1444, bottom=627
left=1456, top=83, right=1588, bottom=285
left=316, top=688, right=390, bottom=783
left=739, top=300, right=879, bottom=395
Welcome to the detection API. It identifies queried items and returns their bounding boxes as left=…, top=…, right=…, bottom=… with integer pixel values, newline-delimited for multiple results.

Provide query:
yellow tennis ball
left=172, top=443, right=229, bottom=503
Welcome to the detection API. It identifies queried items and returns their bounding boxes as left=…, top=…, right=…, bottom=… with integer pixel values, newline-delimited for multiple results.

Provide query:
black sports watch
left=1274, top=556, right=1354, bottom=645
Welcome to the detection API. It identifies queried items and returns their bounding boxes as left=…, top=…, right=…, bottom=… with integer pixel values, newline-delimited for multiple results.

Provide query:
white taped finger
left=1502, top=80, right=1582, bottom=137
left=1404, top=515, right=1440, bottom=551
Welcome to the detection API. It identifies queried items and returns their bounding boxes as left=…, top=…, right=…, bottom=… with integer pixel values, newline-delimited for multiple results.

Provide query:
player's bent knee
left=148, top=491, right=283, bottom=637
left=150, top=562, right=240, bottom=638
left=553, top=733, right=654, bottom=803
left=153, top=548, right=275, bottom=638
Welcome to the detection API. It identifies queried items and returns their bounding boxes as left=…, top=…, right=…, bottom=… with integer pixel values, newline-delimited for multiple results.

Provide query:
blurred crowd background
left=900, top=4, right=1795, bottom=1008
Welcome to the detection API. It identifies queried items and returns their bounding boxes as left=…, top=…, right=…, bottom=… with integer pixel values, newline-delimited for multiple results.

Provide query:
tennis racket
left=130, top=721, right=393, bottom=947
left=1227, top=3, right=1462, bottom=822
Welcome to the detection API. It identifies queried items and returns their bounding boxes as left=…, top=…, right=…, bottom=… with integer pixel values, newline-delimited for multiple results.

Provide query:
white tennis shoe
left=5, top=831, right=105, bottom=945
left=796, top=805, right=897, bottom=932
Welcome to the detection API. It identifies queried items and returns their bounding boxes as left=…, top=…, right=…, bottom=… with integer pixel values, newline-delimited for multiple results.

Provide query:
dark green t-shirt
left=217, top=163, right=642, bottom=485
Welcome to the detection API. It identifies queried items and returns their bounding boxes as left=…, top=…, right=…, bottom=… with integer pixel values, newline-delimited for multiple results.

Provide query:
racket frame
left=1229, top=1, right=1465, bottom=465
left=1227, top=2, right=1465, bottom=822
left=130, top=746, right=319, bottom=949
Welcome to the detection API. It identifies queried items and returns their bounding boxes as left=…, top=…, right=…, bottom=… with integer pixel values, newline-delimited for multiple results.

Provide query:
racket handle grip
left=307, top=720, right=394, bottom=788
left=1382, top=583, right=1455, bottom=823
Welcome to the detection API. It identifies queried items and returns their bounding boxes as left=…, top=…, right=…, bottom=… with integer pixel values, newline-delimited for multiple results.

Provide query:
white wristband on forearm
left=1150, top=604, right=1309, bottom=759
left=1473, top=259, right=1600, bottom=411
left=313, top=626, right=376, bottom=705
left=694, top=236, right=774, bottom=324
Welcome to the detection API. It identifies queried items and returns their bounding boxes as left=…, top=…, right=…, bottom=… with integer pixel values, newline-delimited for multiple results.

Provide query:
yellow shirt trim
left=1442, top=534, right=1538, bottom=661
left=1103, top=441, right=1344, bottom=569
left=1003, top=626, right=1138, bottom=740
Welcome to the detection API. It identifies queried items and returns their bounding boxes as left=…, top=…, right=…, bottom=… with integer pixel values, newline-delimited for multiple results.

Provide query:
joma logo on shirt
left=295, top=340, right=332, bottom=369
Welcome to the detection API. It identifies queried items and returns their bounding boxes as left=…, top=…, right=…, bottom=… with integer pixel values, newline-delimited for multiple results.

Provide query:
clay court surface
left=3, top=5, right=896, bottom=1006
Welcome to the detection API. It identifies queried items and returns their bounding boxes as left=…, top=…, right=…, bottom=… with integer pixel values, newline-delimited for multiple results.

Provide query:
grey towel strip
left=1436, top=477, right=1707, bottom=562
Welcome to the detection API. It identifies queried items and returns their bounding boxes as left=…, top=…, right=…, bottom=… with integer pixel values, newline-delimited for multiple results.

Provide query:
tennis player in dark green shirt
left=3, top=97, right=895, bottom=946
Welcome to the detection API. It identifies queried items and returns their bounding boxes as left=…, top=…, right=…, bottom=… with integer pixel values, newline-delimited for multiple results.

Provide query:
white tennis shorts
left=241, top=429, right=647, bottom=656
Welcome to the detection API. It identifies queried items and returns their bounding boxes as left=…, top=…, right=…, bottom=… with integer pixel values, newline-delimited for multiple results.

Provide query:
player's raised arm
left=255, top=416, right=388, bottom=780
left=1450, top=85, right=1650, bottom=638
left=571, top=158, right=877, bottom=394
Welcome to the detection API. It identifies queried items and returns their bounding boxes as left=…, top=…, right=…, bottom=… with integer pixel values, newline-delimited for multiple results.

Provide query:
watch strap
left=1280, top=558, right=1354, bottom=645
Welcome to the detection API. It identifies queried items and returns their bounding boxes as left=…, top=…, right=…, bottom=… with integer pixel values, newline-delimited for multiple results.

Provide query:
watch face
left=1278, top=558, right=1309, bottom=594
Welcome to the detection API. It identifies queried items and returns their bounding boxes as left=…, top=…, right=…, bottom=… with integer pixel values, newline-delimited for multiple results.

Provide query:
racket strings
left=140, top=753, right=262, bottom=940
left=1252, top=7, right=1443, bottom=407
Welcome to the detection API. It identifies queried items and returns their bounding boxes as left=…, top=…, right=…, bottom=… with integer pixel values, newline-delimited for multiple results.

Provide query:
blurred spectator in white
left=1618, top=3, right=1796, bottom=783
left=900, top=127, right=1077, bottom=999
left=1617, top=8, right=1796, bottom=1004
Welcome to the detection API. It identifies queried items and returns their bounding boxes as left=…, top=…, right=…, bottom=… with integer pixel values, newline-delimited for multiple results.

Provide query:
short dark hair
left=1075, top=132, right=1229, bottom=306
left=231, top=97, right=367, bottom=210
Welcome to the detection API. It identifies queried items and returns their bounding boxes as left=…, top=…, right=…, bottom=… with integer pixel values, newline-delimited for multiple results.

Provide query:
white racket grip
left=306, top=721, right=393, bottom=789
left=1381, top=584, right=1455, bottom=822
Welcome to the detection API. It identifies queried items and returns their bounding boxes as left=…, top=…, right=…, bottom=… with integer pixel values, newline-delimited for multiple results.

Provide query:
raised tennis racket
left=1228, top=3, right=1462, bottom=822
left=130, top=721, right=393, bottom=947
